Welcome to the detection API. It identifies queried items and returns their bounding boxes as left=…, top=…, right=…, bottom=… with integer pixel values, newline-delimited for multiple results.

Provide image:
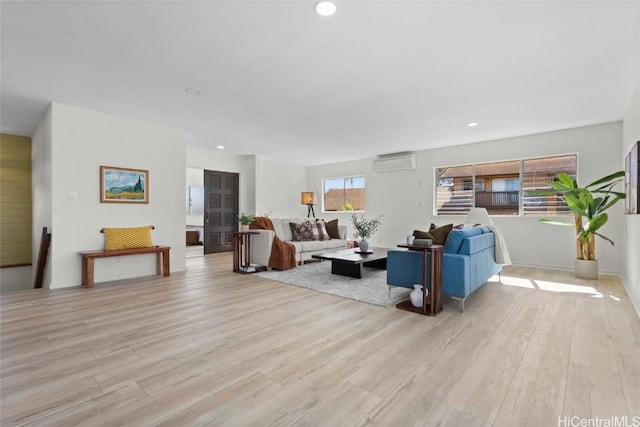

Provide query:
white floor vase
left=410, top=284, right=428, bottom=307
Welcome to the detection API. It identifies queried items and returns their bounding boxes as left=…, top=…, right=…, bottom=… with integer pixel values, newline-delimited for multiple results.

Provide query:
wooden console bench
left=79, top=246, right=171, bottom=288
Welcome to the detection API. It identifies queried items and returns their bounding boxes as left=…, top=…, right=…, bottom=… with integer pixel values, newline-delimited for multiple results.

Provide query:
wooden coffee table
left=312, top=247, right=390, bottom=279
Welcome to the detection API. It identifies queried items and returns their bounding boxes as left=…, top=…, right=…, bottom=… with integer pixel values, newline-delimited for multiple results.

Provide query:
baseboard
left=620, top=274, right=640, bottom=319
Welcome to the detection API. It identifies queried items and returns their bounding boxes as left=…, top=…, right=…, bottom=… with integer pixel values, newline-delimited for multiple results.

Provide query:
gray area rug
left=255, top=261, right=411, bottom=307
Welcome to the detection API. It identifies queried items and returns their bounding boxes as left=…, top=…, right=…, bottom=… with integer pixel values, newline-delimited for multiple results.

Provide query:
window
left=436, top=165, right=473, bottom=215
left=436, top=155, right=577, bottom=216
left=323, top=176, right=365, bottom=211
left=522, top=155, right=577, bottom=216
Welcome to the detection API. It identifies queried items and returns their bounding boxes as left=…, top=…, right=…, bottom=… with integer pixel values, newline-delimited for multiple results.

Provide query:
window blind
left=1, top=134, right=32, bottom=267
left=522, top=155, right=577, bottom=216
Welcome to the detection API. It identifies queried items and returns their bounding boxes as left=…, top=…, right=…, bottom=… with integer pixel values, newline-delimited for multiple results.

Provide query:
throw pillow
left=430, top=222, right=463, bottom=230
left=413, top=223, right=453, bottom=245
left=311, top=220, right=331, bottom=241
left=103, top=225, right=154, bottom=250
left=325, top=219, right=341, bottom=239
left=290, top=222, right=314, bottom=241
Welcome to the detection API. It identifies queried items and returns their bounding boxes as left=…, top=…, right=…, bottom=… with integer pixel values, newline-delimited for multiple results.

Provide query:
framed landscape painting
left=100, top=166, right=149, bottom=203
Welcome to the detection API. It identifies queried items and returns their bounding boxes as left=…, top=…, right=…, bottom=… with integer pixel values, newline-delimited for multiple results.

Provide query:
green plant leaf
left=594, top=231, right=615, bottom=246
left=585, top=213, right=608, bottom=233
left=539, top=170, right=625, bottom=256
left=585, top=170, right=625, bottom=188
left=557, top=173, right=576, bottom=188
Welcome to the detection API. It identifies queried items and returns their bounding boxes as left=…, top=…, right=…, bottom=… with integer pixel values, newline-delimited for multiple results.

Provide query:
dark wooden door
left=203, top=170, right=239, bottom=254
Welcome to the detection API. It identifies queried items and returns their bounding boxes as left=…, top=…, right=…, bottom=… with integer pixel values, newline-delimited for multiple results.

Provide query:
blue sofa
left=387, top=226, right=502, bottom=312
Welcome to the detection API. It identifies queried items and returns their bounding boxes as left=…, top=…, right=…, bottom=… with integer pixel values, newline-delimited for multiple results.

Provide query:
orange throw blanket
left=250, top=217, right=297, bottom=270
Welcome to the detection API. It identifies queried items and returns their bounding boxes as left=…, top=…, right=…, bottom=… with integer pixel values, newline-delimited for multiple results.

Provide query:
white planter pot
left=575, top=258, right=598, bottom=280
left=359, top=239, right=369, bottom=253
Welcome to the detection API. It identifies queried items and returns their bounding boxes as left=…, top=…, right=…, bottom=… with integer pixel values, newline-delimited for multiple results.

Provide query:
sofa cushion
left=323, top=239, right=348, bottom=249
left=459, top=231, right=495, bottom=255
left=443, top=227, right=483, bottom=254
left=311, top=220, right=331, bottom=241
left=277, top=218, right=305, bottom=242
left=297, top=240, right=330, bottom=252
left=325, top=219, right=341, bottom=239
left=431, top=222, right=464, bottom=230
left=290, top=221, right=314, bottom=241
left=271, top=219, right=288, bottom=241
left=414, top=223, right=453, bottom=245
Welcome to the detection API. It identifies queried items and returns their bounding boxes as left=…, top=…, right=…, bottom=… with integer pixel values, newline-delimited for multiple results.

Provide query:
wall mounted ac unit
left=372, top=153, right=417, bottom=172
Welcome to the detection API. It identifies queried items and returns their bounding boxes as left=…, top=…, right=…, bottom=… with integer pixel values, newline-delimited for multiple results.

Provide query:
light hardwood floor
left=1, top=253, right=639, bottom=426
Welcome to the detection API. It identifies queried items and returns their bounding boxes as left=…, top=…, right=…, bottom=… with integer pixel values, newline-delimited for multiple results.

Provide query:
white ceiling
left=2, top=1, right=639, bottom=166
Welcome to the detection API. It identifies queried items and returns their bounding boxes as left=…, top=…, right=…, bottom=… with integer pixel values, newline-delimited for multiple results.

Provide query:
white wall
left=186, top=167, right=204, bottom=227
left=307, top=122, right=624, bottom=273
left=31, top=106, right=53, bottom=288
left=622, top=79, right=640, bottom=314
left=186, top=147, right=256, bottom=217
left=185, top=150, right=307, bottom=220
left=42, top=103, right=187, bottom=289
left=255, top=157, right=307, bottom=218
left=306, top=158, right=379, bottom=240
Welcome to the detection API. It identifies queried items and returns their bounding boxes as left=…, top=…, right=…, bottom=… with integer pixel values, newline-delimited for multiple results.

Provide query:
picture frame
left=625, top=142, right=639, bottom=214
left=100, top=166, right=149, bottom=203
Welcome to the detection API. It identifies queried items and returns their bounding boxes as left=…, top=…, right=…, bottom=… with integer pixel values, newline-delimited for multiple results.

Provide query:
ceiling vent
left=372, top=153, right=417, bottom=172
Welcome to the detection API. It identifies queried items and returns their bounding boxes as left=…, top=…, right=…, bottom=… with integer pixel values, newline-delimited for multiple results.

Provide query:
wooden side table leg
left=81, top=256, right=87, bottom=287
left=233, top=234, right=240, bottom=272
left=435, top=250, right=442, bottom=312
left=84, top=257, right=94, bottom=288
left=163, top=249, right=170, bottom=276
left=244, top=234, right=251, bottom=268
left=422, top=250, right=428, bottom=314
left=429, top=251, right=436, bottom=315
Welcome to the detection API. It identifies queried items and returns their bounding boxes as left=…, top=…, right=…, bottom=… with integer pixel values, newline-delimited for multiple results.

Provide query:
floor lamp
left=301, top=192, right=317, bottom=218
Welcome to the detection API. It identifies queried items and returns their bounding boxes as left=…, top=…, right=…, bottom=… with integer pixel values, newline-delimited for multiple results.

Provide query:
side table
left=395, top=244, right=443, bottom=316
left=233, top=231, right=259, bottom=273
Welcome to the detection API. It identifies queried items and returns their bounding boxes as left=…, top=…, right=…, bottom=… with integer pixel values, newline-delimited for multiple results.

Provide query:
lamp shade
left=464, top=208, right=493, bottom=226
left=301, top=192, right=318, bottom=205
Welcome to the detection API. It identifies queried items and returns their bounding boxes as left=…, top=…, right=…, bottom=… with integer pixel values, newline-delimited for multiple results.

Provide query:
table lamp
left=464, top=208, right=493, bottom=226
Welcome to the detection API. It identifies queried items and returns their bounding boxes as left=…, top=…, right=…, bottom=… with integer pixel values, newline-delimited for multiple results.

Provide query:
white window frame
left=322, top=175, right=366, bottom=212
left=434, top=154, right=577, bottom=217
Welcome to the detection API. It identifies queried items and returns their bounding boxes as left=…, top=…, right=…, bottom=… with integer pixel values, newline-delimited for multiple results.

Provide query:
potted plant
left=238, top=213, right=254, bottom=232
left=351, top=213, right=382, bottom=253
left=537, top=171, right=625, bottom=279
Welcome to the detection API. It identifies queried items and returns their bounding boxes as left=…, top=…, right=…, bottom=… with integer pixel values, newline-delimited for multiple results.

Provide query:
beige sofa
left=250, top=218, right=348, bottom=269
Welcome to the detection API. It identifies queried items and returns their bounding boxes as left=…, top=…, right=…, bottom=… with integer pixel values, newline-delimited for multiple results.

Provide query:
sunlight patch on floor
left=498, top=274, right=602, bottom=296
left=533, top=279, right=601, bottom=296
left=497, top=275, right=536, bottom=289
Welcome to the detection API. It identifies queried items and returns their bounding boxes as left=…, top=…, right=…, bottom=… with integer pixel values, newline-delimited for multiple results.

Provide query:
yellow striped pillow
left=103, top=226, right=153, bottom=250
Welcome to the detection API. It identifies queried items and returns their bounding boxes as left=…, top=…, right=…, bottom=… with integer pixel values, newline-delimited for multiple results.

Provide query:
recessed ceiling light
left=216, top=145, right=225, bottom=150
left=184, top=88, right=202, bottom=96
left=467, top=122, right=478, bottom=127
left=315, top=1, right=336, bottom=17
